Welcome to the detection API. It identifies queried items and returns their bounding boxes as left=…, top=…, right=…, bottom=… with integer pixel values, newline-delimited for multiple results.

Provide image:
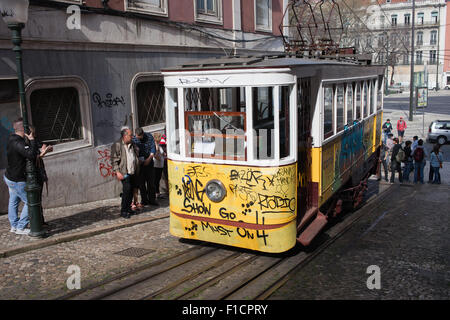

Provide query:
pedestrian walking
left=377, top=143, right=389, bottom=182
left=411, top=136, right=418, bottom=153
left=390, top=138, right=404, bottom=183
left=430, top=145, right=443, bottom=184
left=382, top=119, right=393, bottom=145
left=29, top=125, right=53, bottom=226
left=402, top=140, right=413, bottom=182
left=413, top=139, right=426, bottom=184
left=111, top=127, right=140, bottom=219
left=3, top=118, right=38, bottom=235
left=397, top=116, right=407, bottom=144
left=133, top=127, right=158, bottom=206
left=386, top=133, right=395, bottom=169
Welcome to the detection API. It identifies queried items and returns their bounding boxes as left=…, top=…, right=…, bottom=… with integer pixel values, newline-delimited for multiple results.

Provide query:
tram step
left=297, top=206, right=319, bottom=232
left=296, top=211, right=328, bottom=246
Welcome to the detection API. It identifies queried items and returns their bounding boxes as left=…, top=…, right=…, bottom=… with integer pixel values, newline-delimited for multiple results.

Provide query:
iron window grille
left=30, top=87, right=82, bottom=145
left=136, top=81, right=165, bottom=128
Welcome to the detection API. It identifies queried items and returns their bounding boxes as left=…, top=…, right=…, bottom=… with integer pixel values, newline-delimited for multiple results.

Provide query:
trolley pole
left=409, top=0, right=415, bottom=122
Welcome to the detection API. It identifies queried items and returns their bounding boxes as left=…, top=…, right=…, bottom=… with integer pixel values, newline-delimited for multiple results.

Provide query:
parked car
left=387, top=83, right=404, bottom=93
left=444, top=84, right=450, bottom=90
left=427, top=120, right=450, bottom=145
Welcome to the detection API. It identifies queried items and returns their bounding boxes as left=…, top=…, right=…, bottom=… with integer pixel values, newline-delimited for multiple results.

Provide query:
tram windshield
left=166, top=82, right=294, bottom=164
left=184, top=87, right=246, bottom=161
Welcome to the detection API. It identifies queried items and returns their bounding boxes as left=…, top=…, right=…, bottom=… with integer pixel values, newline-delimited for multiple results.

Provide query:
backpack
left=396, top=148, right=405, bottom=162
left=413, top=147, right=424, bottom=162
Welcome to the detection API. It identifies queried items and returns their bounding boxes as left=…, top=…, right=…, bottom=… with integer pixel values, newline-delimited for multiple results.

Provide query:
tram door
left=297, top=78, right=314, bottom=216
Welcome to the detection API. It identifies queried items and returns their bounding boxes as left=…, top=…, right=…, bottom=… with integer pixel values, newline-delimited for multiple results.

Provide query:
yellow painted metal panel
left=168, top=160, right=297, bottom=253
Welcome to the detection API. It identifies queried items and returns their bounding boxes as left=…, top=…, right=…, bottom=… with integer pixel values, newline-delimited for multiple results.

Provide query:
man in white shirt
left=111, top=128, right=140, bottom=218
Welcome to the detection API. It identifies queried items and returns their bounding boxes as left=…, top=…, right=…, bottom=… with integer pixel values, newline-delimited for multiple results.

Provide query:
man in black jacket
left=390, top=138, right=403, bottom=184
left=3, top=118, right=38, bottom=235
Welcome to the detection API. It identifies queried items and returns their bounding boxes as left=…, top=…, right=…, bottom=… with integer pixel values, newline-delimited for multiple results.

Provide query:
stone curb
left=0, top=213, right=169, bottom=259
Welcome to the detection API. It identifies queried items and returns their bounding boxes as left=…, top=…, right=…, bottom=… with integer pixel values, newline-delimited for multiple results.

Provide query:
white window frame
left=194, top=0, right=223, bottom=25
left=126, top=0, right=169, bottom=17
left=255, top=0, right=272, bottom=33
left=130, top=72, right=166, bottom=134
left=49, top=0, right=82, bottom=4
left=25, top=76, right=93, bottom=156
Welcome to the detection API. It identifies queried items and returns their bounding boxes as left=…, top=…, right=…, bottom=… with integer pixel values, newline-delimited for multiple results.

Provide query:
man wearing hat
left=397, top=116, right=407, bottom=144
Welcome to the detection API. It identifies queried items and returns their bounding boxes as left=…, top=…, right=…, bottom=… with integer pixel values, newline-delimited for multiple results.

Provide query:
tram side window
left=184, top=87, right=246, bottom=160
left=323, top=85, right=333, bottom=139
left=371, top=80, right=376, bottom=114
left=346, top=83, right=353, bottom=126
left=167, top=88, right=180, bottom=154
left=364, top=81, right=369, bottom=118
left=377, top=76, right=383, bottom=110
left=355, top=83, right=362, bottom=120
left=336, top=84, right=344, bottom=132
left=280, top=86, right=290, bottom=158
left=253, top=87, right=274, bottom=159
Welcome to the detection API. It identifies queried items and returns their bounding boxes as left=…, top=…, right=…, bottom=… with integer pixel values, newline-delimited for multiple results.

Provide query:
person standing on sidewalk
left=390, top=138, right=404, bottom=184
left=133, top=128, right=158, bottom=206
left=413, top=139, right=426, bottom=184
left=111, top=128, right=140, bottom=219
left=382, top=119, right=393, bottom=145
left=430, top=144, right=443, bottom=184
left=397, top=117, right=407, bottom=144
left=29, top=125, right=53, bottom=226
left=411, top=136, right=419, bottom=153
left=3, top=118, right=38, bottom=235
left=377, top=143, right=389, bottom=182
left=402, top=140, right=413, bottom=182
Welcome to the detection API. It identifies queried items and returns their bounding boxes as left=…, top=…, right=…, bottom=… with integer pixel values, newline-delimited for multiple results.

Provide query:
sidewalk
left=0, top=196, right=170, bottom=258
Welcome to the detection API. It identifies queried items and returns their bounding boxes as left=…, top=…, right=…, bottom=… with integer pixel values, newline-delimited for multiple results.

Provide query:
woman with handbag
left=430, top=144, right=443, bottom=184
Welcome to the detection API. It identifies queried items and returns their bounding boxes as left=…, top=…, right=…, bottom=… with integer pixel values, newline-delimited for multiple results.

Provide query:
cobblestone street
left=270, top=183, right=450, bottom=300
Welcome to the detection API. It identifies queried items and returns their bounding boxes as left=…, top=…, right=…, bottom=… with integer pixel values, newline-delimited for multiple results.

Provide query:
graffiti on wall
left=92, top=92, right=125, bottom=109
left=96, top=147, right=116, bottom=179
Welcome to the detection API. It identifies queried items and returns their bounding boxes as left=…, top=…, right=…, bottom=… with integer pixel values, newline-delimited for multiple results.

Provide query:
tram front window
left=184, top=87, right=246, bottom=160
left=253, top=87, right=274, bottom=159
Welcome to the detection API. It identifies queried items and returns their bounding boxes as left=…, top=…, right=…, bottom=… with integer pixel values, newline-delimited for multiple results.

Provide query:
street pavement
left=270, top=182, right=450, bottom=300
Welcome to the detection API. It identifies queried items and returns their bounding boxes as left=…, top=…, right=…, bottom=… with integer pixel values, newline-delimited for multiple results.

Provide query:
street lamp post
left=409, top=0, right=415, bottom=122
left=1, top=0, right=45, bottom=238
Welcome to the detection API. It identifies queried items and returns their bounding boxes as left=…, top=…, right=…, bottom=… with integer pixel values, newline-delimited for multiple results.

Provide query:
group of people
left=110, top=127, right=168, bottom=219
left=380, top=118, right=444, bottom=184
left=3, top=118, right=52, bottom=235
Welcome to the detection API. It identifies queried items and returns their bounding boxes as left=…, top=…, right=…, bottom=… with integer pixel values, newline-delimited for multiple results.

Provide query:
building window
left=404, top=14, right=410, bottom=26
left=416, top=51, right=423, bottom=64
left=403, top=53, right=409, bottom=65
left=417, top=31, right=423, bottom=45
left=126, top=0, right=168, bottom=16
left=255, top=0, right=272, bottom=32
left=429, top=50, right=437, bottom=64
left=195, top=0, right=223, bottom=25
left=136, top=80, right=165, bottom=128
left=391, top=14, right=397, bottom=26
left=430, top=30, right=437, bottom=45
left=26, top=77, right=93, bottom=154
left=417, top=12, right=424, bottom=25
left=431, top=11, right=438, bottom=24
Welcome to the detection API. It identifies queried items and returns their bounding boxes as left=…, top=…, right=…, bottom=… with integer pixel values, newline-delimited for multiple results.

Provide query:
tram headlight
left=205, top=180, right=226, bottom=203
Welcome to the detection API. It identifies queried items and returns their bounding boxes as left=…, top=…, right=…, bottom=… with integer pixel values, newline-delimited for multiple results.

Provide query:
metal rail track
left=57, top=183, right=393, bottom=300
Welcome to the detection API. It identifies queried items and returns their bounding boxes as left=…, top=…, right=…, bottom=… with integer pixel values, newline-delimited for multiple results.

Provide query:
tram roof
left=162, top=54, right=382, bottom=73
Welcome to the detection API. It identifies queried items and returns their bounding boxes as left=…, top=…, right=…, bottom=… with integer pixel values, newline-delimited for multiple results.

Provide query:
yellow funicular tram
left=162, top=55, right=385, bottom=253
